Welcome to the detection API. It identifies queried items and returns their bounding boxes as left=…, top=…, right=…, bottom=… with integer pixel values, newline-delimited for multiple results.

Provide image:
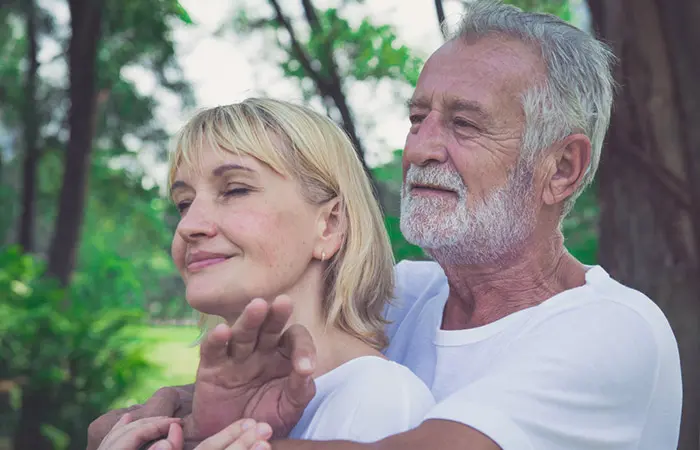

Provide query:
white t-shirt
left=383, top=260, right=682, bottom=450
left=288, top=355, right=435, bottom=442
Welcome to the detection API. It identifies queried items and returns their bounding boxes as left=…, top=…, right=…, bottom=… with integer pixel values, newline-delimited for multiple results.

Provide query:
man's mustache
left=404, top=165, right=465, bottom=194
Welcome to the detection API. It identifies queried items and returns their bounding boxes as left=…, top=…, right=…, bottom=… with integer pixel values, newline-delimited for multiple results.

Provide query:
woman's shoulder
left=305, top=356, right=435, bottom=442
left=321, top=356, right=434, bottom=408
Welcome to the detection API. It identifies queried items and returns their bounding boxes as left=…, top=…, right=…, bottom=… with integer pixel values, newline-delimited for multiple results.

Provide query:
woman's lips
left=187, top=257, right=229, bottom=271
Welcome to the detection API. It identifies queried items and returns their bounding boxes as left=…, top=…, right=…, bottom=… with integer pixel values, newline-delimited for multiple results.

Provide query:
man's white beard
left=400, top=163, right=537, bottom=265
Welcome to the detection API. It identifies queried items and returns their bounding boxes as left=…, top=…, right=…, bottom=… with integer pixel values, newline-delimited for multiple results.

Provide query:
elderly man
left=89, top=1, right=682, bottom=449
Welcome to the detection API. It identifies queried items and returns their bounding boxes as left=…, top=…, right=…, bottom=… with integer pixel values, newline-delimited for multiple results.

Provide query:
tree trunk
left=12, top=389, right=51, bottom=450
left=589, top=1, right=700, bottom=449
left=46, top=0, right=103, bottom=287
left=18, top=0, right=39, bottom=253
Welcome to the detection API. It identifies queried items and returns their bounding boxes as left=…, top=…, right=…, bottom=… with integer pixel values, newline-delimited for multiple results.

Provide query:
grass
left=114, top=325, right=201, bottom=408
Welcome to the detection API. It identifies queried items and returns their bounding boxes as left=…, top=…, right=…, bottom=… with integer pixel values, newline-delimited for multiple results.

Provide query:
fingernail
left=241, top=419, right=255, bottom=431
left=256, top=422, right=272, bottom=438
left=298, top=358, right=313, bottom=372
left=152, top=442, right=171, bottom=450
left=254, top=442, right=270, bottom=450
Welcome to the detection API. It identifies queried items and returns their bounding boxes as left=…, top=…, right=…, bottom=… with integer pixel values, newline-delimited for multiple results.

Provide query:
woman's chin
left=185, top=287, right=247, bottom=317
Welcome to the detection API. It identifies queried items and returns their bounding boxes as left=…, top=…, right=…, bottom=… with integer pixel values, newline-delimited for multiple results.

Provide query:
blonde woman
left=96, top=98, right=434, bottom=450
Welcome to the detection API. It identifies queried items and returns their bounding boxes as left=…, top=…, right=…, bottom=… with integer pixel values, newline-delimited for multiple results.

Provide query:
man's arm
left=271, top=420, right=500, bottom=450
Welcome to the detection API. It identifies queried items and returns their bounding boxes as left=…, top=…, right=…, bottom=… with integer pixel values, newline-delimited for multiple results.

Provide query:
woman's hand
left=95, top=413, right=182, bottom=450
left=193, top=419, right=272, bottom=450
left=96, top=414, right=272, bottom=450
left=148, top=419, right=273, bottom=450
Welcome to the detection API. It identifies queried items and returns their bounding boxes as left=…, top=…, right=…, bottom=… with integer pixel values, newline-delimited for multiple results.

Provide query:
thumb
left=284, top=371, right=316, bottom=410
left=276, top=371, right=315, bottom=438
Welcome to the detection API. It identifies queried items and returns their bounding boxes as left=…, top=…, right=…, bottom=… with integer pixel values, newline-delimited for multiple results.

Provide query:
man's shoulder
left=563, top=266, right=676, bottom=342
left=520, top=266, right=679, bottom=375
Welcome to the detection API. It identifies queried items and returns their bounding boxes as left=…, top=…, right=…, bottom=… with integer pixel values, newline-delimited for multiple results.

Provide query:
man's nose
left=404, top=112, right=449, bottom=167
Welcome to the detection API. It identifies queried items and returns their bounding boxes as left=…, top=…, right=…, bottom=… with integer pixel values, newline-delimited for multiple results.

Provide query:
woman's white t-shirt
left=288, top=356, right=435, bottom=442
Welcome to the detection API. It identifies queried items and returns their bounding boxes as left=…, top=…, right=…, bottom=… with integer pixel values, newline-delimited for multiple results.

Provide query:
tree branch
left=300, top=0, right=320, bottom=32
left=267, top=0, right=327, bottom=92
left=435, top=0, right=447, bottom=39
left=268, top=0, right=380, bottom=202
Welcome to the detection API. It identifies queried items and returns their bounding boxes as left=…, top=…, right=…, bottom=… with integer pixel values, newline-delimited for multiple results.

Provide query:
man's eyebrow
left=406, top=98, right=431, bottom=109
left=445, top=98, right=493, bottom=124
left=446, top=98, right=489, bottom=116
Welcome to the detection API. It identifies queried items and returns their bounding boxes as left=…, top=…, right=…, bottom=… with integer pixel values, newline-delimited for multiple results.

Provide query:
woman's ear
left=313, top=197, right=345, bottom=261
left=542, top=133, right=591, bottom=206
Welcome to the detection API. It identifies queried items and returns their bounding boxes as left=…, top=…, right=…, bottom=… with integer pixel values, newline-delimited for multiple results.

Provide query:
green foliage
left=372, top=150, right=427, bottom=261
left=563, top=184, right=599, bottom=265
left=233, top=1, right=422, bottom=104
left=504, top=0, right=571, bottom=20
left=116, top=326, right=200, bottom=408
left=70, top=153, right=188, bottom=319
left=284, top=8, right=423, bottom=86
left=0, top=246, right=153, bottom=449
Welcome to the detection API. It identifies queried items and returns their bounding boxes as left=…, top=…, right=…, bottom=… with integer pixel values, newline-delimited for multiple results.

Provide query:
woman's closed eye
left=176, top=200, right=191, bottom=213
left=223, top=186, right=252, bottom=198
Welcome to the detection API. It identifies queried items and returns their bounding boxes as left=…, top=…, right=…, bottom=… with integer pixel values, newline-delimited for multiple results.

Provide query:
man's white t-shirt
left=288, top=356, right=435, bottom=442
left=383, top=260, right=682, bottom=450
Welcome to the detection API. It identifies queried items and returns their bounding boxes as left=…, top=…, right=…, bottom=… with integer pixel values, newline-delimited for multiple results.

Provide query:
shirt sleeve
left=425, top=302, right=667, bottom=450
left=304, top=364, right=436, bottom=443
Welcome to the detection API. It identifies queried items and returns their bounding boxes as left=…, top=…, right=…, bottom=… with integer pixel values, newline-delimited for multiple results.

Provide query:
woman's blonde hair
left=168, top=98, right=395, bottom=350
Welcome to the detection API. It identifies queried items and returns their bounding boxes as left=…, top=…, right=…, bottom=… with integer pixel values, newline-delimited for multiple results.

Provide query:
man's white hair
left=453, top=0, right=617, bottom=215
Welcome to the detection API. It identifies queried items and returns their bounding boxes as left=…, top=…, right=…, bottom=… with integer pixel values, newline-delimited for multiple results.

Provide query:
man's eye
left=409, top=114, right=425, bottom=125
left=453, top=118, right=475, bottom=128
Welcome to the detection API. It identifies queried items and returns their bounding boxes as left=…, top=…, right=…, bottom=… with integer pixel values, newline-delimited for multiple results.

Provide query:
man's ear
left=542, top=133, right=592, bottom=206
left=313, top=197, right=345, bottom=261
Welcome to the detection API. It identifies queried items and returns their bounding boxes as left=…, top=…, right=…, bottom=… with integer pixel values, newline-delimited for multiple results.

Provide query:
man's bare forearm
left=272, top=440, right=372, bottom=450
left=271, top=420, right=499, bottom=450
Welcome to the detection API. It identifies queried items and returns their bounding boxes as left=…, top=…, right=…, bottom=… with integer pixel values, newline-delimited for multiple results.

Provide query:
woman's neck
left=285, top=262, right=384, bottom=378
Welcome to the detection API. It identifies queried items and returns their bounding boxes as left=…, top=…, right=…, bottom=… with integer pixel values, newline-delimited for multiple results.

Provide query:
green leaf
left=174, top=2, right=194, bottom=25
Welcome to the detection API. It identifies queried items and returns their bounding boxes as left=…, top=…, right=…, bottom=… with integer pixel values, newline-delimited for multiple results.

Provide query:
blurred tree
left=588, top=1, right=700, bottom=449
left=14, top=0, right=107, bottom=444
left=45, top=0, right=105, bottom=289
left=18, top=0, right=39, bottom=253
left=433, top=0, right=572, bottom=36
left=232, top=0, right=423, bottom=209
left=2, top=0, right=195, bottom=447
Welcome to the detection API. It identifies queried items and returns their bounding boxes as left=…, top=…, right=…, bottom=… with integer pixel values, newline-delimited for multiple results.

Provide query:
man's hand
left=87, top=295, right=316, bottom=449
left=184, top=296, right=316, bottom=441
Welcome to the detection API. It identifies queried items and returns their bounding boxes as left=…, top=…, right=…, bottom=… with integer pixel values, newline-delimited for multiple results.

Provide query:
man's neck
left=438, top=231, right=587, bottom=330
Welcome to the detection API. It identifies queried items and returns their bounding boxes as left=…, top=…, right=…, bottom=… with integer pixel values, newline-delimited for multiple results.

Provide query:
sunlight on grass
left=114, top=326, right=201, bottom=408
